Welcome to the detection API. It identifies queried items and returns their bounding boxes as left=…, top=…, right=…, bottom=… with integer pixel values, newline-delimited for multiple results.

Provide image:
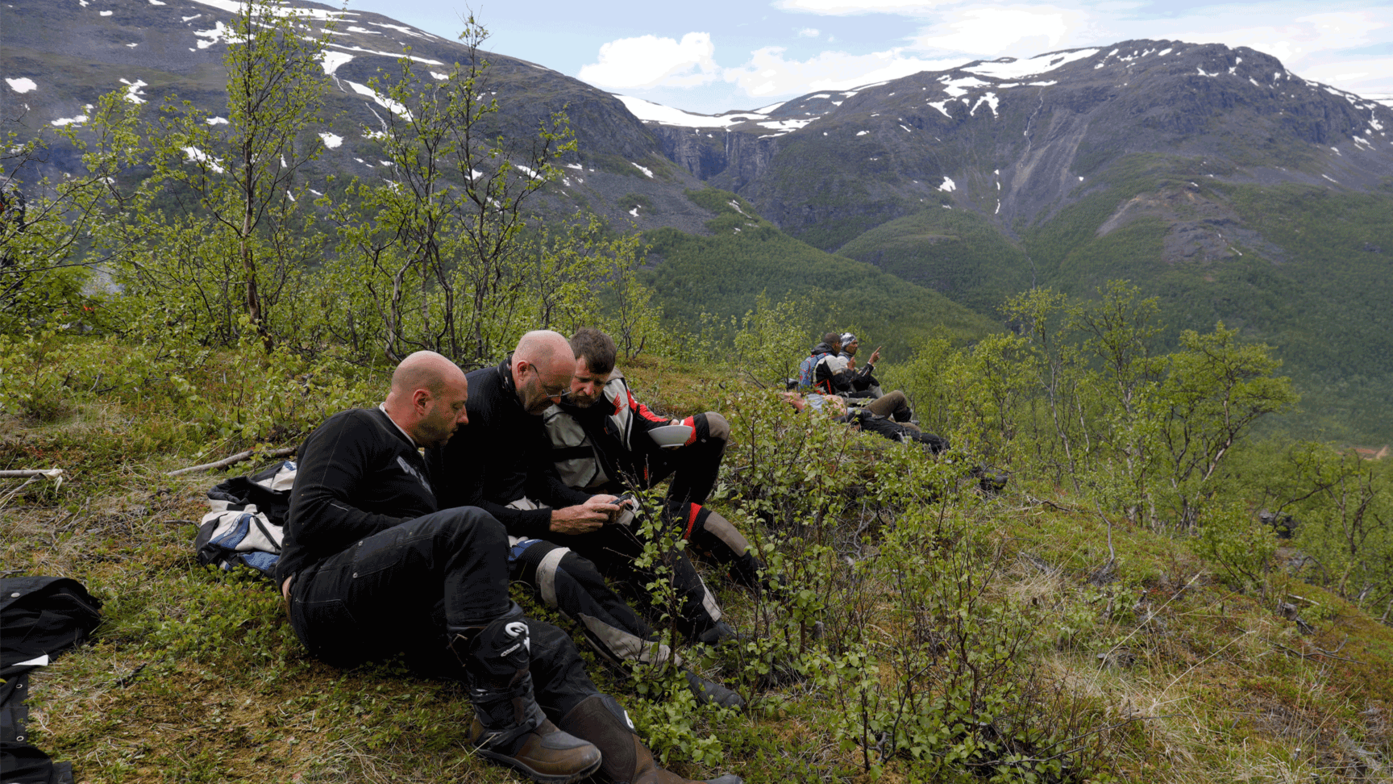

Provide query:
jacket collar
left=496, top=355, right=517, bottom=396
left=496, top=354, right=530, bottom=415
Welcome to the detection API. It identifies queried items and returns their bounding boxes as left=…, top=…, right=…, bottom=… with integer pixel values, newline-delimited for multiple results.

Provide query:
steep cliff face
left=648, top=125, right=783, bottom=188
left=669, top=41, right=1393, bottom=249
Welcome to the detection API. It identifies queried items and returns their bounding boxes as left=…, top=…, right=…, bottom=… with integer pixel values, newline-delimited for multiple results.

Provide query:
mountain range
left=4, top=0, right=1392, bottom=441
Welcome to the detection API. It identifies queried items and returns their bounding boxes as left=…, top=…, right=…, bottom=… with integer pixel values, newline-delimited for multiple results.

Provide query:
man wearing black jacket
left=430, top=332, right=734, bottom=649
left=279, top=350, right=739, bottom=784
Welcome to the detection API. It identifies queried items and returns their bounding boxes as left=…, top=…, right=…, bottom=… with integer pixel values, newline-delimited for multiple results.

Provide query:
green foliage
left=837, top=207, right=1034, bottom=315
left=938, top=331, right=1038, bottom=466
left=322, top=19, right=580, bottom=364
left=1240, top=442, right=1393, bottom=620
left=644, top=189, right=998, bottom=363
left=0, top=130, right=105, bottom=334
left=1158, top=324, right=1298, bottom=527
left=729, top=293, right=817, bottom=388
left=1192, top=502, right=1280, bottom=594
left=90, top=0, right=332, bottom=350
left=5, top=321, right=1393, bottom=783
left=893, top=282, right=1298, bottom=530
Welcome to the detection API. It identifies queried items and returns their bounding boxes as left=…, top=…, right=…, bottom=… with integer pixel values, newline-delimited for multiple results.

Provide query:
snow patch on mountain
left=966, top=48, right=1099, bottom=81
left=345, top=80, right=411, bottom=119
left=369, top=21, right=439, bottom=40
left=52, top=111, right=90, bottom=127
left=971, top=93, right=999, bottom=117
left=190, top=0, right=346, bottom=21
left=195, top=22, right=233, bottom=49
left=941, top=75, right=989, bottom=97
left=324, top=42, right=443, bottom=65
left=6, top=78, right=37, bottom=94
left=320, top=52, right=353, bottom=76
left=182, top=146, right=224, bottom=173
left=617, top=95, right=739, bottom=127
left=120, top=79, right=148, bottom=104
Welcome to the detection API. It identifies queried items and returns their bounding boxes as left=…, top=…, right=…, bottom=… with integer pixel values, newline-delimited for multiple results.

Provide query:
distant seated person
left=544, top=328, right=767, bottom=591
left=836, top=333, right=884, bottom=398
left=804, top=332, right=915, bottom=424
left=779, top=390, right=848, bottom=417
left=782, top=389, right=949, bottom=455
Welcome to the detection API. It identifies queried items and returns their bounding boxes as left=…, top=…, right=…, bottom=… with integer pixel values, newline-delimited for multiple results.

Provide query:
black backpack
left=1, top=576, right=102, bottom=784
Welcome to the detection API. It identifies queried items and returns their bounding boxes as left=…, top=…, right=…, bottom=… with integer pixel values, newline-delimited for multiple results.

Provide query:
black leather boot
left=449, top=605, right=601, bottom=783
left=557, top=694, right=743, bottom=784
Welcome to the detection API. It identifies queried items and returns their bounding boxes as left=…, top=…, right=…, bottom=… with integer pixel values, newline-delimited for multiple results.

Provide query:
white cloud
left=579, top=33, right=720, bottom=89
left=775, top=0, right=946, bottom=15
left=724, top=46, right=965, bottom=96
left=797, top=27, right=821, bottom=38
left=910, top=6, right=1088, bottom=57
left=1160, top=10, right=1388, bottom=67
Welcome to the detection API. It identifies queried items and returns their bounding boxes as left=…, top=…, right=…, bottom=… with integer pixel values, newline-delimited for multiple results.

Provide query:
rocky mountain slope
left=637, top=42, right=1393, bottom=245
left=1, top=0, right=707, bottom=231
left=5, top=0, right=1393, bottom=440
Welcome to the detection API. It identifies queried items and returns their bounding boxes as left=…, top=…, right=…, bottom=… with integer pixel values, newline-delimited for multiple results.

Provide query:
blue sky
left=343, top=0, right=1393, bottom=114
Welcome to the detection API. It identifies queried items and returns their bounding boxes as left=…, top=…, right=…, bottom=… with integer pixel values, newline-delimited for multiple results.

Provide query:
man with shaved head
left=431, top=332, right=744, bottom=710
left=282, top=352, right=620, bottom=783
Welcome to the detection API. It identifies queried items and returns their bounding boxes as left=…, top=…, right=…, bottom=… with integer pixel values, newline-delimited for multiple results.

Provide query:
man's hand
left=550, top=494, right=620, bottom=534
left=869, top=347, right=882, bottom=366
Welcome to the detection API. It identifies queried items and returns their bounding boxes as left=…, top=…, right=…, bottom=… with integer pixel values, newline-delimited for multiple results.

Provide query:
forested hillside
left=641, top=189, right=998, bottom=362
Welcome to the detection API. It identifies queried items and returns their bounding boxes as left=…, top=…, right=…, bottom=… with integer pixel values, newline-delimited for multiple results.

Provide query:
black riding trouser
left=549, top=521, right=722, bottom=642
left=285, top=507, right=597, bottom=718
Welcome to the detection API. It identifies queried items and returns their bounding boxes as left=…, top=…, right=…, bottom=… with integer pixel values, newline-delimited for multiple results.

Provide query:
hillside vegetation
left=3, top=324, right=1392, bottom=783
left=833, top=153, right=1393, bottom=442
left=642, top=189, right=999, bottom=363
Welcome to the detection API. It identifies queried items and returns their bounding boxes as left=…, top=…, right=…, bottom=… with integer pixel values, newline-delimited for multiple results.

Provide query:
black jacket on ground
left=276, top=407, right=436, bottom=580
left=428, top=358, right=588, bottom=540
left=2, top=576, right=101, bottom=784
